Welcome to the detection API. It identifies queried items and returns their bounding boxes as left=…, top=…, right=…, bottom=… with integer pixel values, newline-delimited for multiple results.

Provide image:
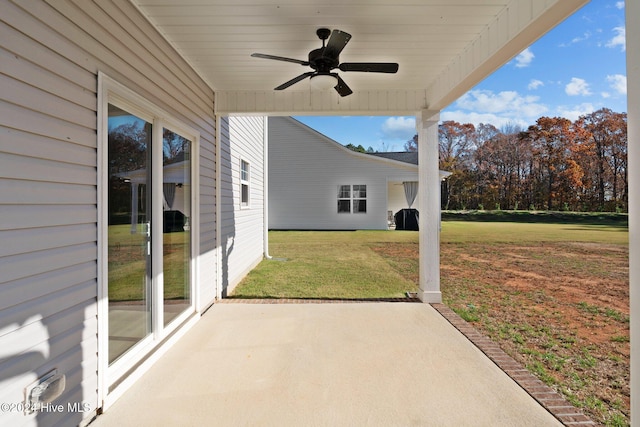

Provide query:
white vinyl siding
left=269, top=117, right=418, bottom=230
left=0, top=1, right=215, bottom=424
left=220, top=117, right=265, bottom=296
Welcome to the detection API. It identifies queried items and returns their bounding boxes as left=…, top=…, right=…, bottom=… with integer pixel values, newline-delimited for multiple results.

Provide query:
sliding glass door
left=105, top=100, right=194, bottom=377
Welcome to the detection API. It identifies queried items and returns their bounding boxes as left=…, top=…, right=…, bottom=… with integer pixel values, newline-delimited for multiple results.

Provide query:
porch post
left=417, top=109, right=442, bottom=303
left=626, top=0, right=638, bottom=423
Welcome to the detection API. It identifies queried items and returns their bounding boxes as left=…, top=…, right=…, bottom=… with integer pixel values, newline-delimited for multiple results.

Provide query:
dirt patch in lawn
left=371, top=241, right=629, bottom=426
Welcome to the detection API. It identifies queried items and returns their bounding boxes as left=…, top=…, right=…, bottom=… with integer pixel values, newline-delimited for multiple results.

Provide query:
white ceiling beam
left=215, top=90, right=428, bottom=116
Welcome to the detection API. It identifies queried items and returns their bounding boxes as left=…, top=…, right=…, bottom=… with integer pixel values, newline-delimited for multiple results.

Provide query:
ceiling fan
left=251, top=28, right=399, bottom=97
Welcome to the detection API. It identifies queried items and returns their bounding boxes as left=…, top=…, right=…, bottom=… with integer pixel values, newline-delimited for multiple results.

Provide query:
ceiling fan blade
left=274, top=72, right=315, bottom=90
left=333, top=74, right=353, bottom=97
left=251, top=53, right=309, bottom=66
left=323, top=29, right=352, bottom=59
left=339, top=63, right=399, bottom=73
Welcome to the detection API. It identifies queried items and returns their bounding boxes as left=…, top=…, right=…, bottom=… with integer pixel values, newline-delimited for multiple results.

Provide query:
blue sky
left=295, top=0, right=627, bottom=152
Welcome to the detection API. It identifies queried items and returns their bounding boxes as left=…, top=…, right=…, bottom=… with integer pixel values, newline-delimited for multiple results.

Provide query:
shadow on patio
left=91, top=302, right=590, bottom=426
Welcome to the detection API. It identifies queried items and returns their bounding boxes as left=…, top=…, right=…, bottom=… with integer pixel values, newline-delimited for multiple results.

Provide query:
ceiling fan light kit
left=251, top=28, right=398, bottom=97
left=309, top=74, right=338, bottom=91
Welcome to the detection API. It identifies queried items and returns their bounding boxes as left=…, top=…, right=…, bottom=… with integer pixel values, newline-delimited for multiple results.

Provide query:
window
left=240, top=159, right=250, bottom=207
left=337, top=184, right=367, bottom=213
left=337, top=185, right=351, bottom=213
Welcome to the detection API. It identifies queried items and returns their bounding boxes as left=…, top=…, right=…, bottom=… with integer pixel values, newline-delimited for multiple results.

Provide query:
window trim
left=240, top=158, right=250, bottom=208
left=337, top=184, right=367, bottom=214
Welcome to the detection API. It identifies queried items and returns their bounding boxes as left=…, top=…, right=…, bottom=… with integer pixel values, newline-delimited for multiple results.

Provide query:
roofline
left=283, top=116, right=418, bottom=170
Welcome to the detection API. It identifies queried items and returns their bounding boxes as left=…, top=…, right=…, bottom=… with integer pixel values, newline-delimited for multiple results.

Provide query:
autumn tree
left=402, top=111, right=627, bottom=213
left=523, top=117, right=584, bottom=210
left=438, top=121, right=477, bottom=209
left=405, top=134, right=418, bottom=152
left=473, top=124, right=529, bottom=209
left=579, top=108, right=628, bottom=211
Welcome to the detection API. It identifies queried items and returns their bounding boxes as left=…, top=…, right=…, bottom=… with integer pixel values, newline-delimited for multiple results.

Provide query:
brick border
left=221, top=297, right=422, bottom=304
left=431, top=303, right=598, bottom=426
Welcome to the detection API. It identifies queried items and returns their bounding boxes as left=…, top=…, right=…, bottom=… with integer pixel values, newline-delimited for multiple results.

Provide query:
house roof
left=274, top=117, right=451, bottom=179
left=131, top=0, right=588, bottom=116
left=369, top=152, right=418, bottom=165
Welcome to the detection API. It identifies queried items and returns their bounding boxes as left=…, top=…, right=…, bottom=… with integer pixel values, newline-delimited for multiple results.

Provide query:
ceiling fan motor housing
left=309, top=48, right=339, bottom=73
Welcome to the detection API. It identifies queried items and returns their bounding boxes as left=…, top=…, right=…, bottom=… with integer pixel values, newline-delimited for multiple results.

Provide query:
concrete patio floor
left=92, top=302, right=565, bottom=427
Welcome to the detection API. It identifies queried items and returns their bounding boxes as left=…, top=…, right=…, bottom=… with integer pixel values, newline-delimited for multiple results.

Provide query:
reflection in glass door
left=107, top=104, right=152, bottom=364
left=162, top=128, right=191, bottom=326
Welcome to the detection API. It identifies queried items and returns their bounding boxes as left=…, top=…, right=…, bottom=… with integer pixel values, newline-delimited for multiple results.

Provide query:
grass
left=232, top=217, right=629, bottom=426
left=232, top=231, right=418, bottom=299
left=108, top=224, right=190, bottom=302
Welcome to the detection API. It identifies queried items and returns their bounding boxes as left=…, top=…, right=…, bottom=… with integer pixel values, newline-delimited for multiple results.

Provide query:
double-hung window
left=337, top=184, right=367, bottom=213
left=240, top=159, right=250, bottom=208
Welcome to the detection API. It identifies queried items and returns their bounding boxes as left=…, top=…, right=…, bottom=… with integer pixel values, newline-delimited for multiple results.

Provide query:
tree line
left=405, top=108, right=628, bottom=212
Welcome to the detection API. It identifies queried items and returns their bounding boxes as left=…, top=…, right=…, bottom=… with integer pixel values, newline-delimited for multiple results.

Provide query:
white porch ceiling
left=132, top=0, right=588, bottom=115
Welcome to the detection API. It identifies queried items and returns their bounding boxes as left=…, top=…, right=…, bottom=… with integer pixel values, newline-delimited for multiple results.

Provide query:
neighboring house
left=219, top=116, right=266, bottom=296
left=268, top=117, right=449, bottom=230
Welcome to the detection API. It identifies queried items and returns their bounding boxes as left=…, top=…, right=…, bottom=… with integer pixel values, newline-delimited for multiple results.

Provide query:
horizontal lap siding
left=268, top=117, right=418, bottom=230
left=220, top=117, right=265, bottom=295
left=0, top=0, right=215, bottom=425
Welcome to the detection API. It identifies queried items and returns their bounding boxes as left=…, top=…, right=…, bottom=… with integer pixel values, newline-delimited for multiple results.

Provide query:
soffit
left=132, top=0, right=588, bottom=115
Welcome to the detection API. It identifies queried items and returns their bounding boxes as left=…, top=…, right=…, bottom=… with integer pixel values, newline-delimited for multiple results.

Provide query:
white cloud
left=601, top=92, right=611, bottom=99
left=565, top=78, right=592, bottom=96
left=380, top=117, right=416, bottom=140
left=441, top=110, right=529, bottom=130
left=568, top=31, right=592, bottom=47
left=515, top=48, right=534, bottom=68
left=556, top=103, right=595, bottom=121
left=615, top=1, right=625, bottom=10
left=445, top=89, right=548, bottom=128
left=606, top=74, right=627, bottom=95
left=606, top=26, right=626, bottom=51
left=456, top=90, right=547, bottom=116
left=528, top=79, right=544, bottom=90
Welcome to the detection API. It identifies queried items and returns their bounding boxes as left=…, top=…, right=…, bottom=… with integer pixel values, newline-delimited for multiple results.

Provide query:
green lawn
left=232, top=230, right=419, bottom=299
left=108, top=224, right=190, bottom=302
left=232, top=221, right=627, bottom=299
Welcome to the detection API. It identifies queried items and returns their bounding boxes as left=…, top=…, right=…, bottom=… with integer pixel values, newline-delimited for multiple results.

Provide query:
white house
left=2, top=1, right=637, bottom=426
left=268, top=116, right=449, bottom=230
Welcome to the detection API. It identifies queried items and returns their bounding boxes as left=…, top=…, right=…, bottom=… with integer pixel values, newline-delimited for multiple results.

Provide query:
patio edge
left=430, top=303, right=599, bottom=427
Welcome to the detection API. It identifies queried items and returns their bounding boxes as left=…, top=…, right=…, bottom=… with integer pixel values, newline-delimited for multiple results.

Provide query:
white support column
left=626, top=1, right=638, bottom=424
left=417, top=110, right=442, bottom=303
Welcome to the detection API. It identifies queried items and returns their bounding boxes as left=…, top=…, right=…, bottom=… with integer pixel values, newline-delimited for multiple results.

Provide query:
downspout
left=215, top=109, right=223, bottom=300
left=263, top=116, right=272, bottom=259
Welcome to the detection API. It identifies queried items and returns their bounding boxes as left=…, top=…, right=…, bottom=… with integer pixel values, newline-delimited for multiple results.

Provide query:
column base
left=417, top=290, right=442, bottom=304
